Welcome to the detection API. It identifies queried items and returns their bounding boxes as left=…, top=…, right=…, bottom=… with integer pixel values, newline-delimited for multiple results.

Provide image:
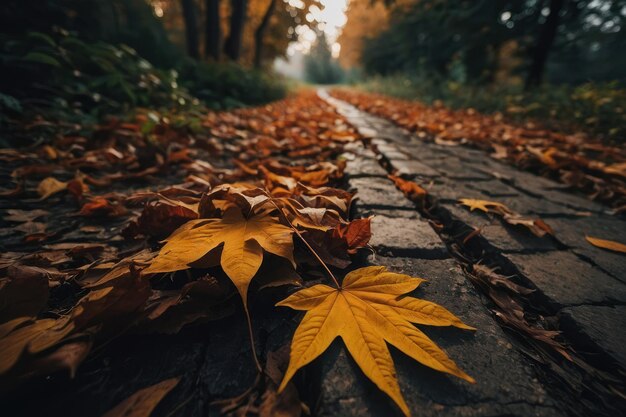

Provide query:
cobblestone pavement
left=318, top=89, right=626, bottom=417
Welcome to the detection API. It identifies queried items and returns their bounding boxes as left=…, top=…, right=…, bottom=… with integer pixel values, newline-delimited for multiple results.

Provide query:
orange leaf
left=585, top=236, right=626, bottom=254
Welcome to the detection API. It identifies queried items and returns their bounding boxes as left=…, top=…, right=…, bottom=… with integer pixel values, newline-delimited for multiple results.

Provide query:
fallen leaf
left=277, top=266, right=474, bottom=416
left=0, top=318, right=57, bottom=374
left=332, top=217, right=372, bottom=253
left=102, top=377, right=180, bottom=417
left=37, top=177, right=67, bottom=200
left=459, top=198, right=553, bottom=237
left=585, top=236, right=626, bottom=254
left=388, top=175, right=427, bottom=202
left=144, top=207, right=295, bottom=307
left=459, top=198, right=510, bottom=214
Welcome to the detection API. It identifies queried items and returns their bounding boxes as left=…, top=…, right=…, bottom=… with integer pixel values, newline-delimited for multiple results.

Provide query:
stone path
left=4, top=90, right=625, bottom=417
left=318, top=89, right=626, bottom=417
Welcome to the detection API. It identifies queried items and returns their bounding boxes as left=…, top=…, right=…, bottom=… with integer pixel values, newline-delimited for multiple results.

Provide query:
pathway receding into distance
left=318, top=88, right=626, bottom=417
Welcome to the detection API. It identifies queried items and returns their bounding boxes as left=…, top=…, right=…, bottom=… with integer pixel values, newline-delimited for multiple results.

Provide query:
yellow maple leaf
left=458, top=198, right=510, bottom=214
left=143, top=207, right=295, bottom=306
left=277, top=266, right=475, bottom=416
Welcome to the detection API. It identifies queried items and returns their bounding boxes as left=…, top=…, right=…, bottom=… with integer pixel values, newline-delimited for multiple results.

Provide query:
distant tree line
left=341, top=0, right=626, bottom=88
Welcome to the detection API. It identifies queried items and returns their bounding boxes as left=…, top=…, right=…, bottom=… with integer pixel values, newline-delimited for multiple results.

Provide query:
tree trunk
left=224, top=0, right=247, bottom=61
left=253, top=0, right=276, bottom=68
left=181, top=0, right=200, bottom=59
left=525, top=0, right=565, bottom=89
left=205, top=0, right=221, bottom=60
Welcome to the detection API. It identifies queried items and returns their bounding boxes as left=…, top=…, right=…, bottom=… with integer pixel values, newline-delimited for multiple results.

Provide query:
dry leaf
left=458, top=198, right=509, bottom=214
left=144, top=207, right=295, bottom=307
left=388, top=175, right=427, bottom=202
left=37, top=177, right=67, bottom=200
left=332, top=217, right=372, bottom=254
left=102, top=377, right=180, bottom=417
left=277, top=266, right=474, bottom=416
left=458, top=198, right=553, bottom=237
left=585, top=236, right=626, bottom=254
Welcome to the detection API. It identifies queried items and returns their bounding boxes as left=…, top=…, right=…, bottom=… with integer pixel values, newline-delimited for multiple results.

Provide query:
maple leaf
left=458, top=198, right=510, bottom=214
left=143, top=207, right=295, bottom=306
left=277, top=266, right=474, bottom=416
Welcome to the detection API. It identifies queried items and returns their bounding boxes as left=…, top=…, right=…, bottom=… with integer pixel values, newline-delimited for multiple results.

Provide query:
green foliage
left=304, top=32, right=344, bottom=85
left=178, top=60, right=287, bottom=110
left=361, top=0, right=626, bottom=85
left=0, top=30, right=193, bottom=120
left=357, top=75, right=626, bottom=143
left=0, top=0, right=181, bottom=68
left=0, top=30, right=288, bottom=146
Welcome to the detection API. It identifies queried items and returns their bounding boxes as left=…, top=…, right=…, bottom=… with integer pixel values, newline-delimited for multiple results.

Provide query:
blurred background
left=1, top=0, right=625, bottom=142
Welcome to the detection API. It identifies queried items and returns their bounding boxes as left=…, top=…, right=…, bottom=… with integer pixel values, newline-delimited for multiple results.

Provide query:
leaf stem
left=267, top=197, right=341, bottom=289
left=244, top=304, right=263, bottom=373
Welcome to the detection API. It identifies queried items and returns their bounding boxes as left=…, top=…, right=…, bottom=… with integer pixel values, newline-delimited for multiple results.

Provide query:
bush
left=0, top=30, right=193, bottom=120
left=177, top=60, right=287, bottom=110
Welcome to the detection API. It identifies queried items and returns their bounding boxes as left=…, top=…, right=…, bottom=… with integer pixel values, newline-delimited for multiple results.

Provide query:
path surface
left=318, top=89, right=626, bottom=417
left=2, top=89, right=625, bottom=417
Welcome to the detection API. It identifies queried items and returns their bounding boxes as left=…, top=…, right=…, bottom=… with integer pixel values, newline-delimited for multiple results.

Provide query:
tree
left=525, top=0, right=566, bottom=89
left=224, top=0, right=248, bottom=60
left=181, top=0, right=200, bottom=58
left=254, top=0, right=276, bottom=68
left=304, top=32, right=344, bottom=84
left=205, top=0, right=221, bottom=60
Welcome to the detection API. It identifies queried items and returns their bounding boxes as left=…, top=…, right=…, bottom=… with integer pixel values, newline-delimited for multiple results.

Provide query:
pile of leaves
left=332, top=89, right=626, bottom=212
left=0, top=91, right=474, bottom=416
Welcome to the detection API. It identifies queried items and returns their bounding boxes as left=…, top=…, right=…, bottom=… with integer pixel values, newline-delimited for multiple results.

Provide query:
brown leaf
left=102, top=377, right=180, bottom=417
left=388, top=175, right=427, bottom=202
left=0, top=265, right=51, bottom=322
left=332, top=217, right=372, bottom=254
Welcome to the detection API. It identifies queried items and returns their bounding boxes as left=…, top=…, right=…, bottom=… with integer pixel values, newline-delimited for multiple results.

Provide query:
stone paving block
left=431, top=158, right=495, bottom=181
left=464, top=179, right=521, bottom=197
left=505, top=251, right=626, bottom=306
left=349, top=177, right=416, bottom=210
left=533, top=189, right=607, bottom=214
left=317, top=257, right=564, bottom=417
left=345, top=156, right=388, bottom=177
left=495, top=194, right=585, bottom=216
left=369, top=215, right=448, bottom=258
left=426, top=178, right=494, bottom=201
left=545, top=217, right=626, bottom=283
left=388, top=159, right=440, bottom=178
left=398, top=143, right=457, bottom=162
left=559, top=305, right=626, bottom=370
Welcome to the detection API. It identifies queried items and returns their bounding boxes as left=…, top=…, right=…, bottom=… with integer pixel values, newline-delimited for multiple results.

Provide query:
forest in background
left=0, top=0, right=324, bottom=147
left=332, top=0, right=626, bottom=142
